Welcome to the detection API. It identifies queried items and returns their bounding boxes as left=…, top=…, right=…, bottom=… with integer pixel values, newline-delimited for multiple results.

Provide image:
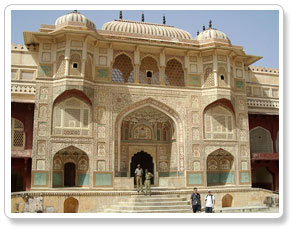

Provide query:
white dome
left=55, top=11, right=96, bottom=30
left=195, top=28, right=230, bottom=44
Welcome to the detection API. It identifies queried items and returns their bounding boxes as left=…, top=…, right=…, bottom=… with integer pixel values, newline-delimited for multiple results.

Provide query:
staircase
left=104, top=194, right=192, bottom=213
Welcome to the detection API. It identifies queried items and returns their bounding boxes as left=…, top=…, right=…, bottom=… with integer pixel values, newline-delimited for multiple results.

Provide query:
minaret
left=142, top=12, right=145, bottom=22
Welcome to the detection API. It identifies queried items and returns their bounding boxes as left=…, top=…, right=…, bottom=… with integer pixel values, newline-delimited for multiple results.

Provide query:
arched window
left=53, top=97, right=91, bottom=136
left=250, top=127, right=273, bottom=153
left=69, top=53, right=81, bottom=76
left=204, top=105, right=234, bottom=140
left=85, top=54, right=93, bottom=79
left=112, top=54, right=134, bottom=83
left=165, top=59, right=185, bottom=86
left=139, top=56, right=159, bottom=84
left=56, top=54, right=65, bottom=78
left=11, top=118, right=25, bottom=149
left=204, top=67, right=214, bottom=87
left=218, top=66, right=228, bottom=87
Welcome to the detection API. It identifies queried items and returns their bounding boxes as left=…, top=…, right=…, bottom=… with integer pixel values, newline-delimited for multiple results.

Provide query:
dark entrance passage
left=64, top=163, right=76, bottom=187
left=130, top=151, right=154, bottom=185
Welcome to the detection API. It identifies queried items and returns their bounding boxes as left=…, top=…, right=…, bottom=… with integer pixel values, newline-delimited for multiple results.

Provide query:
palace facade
left=11, top=11, right=279, bottom=193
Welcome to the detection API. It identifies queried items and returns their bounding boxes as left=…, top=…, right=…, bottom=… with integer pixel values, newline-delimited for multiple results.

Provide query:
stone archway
left=130, top=151, right=154, bottom=185
left=114, top=98, right=184, bottom=176
left=222, top=194, right=233, bottom=208
left=52, top=146, right=89, bottom=188
left=207, top=149, right=234, bottom=186
left=64, top=197, right=79, bottom=213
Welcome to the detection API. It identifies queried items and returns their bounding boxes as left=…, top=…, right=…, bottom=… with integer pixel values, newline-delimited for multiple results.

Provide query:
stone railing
left=251, top=153, right=279, bottom=160
left=11, top=82, right=36, bottom=94
left=247, top=98, right=279, bottom=109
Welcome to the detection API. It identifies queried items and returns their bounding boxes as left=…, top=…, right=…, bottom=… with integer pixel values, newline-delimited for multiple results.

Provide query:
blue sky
left=11, top=10, right=279, bottom=68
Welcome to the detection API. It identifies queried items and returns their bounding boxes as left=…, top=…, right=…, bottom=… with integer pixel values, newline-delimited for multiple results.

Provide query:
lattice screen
left=165, top=59, right=185, bottom=86
left=85, top=54, right=93, bottom=79
left=112, top=54, right=134, bottom=82
left=204, top=67, right=215, bottom=87
left=204, top=106, right=234, bottom=140
left=139, top=56, right=159, bottom=84
left=69, top=53, right=81, bottom=76
left=207, top=150, right=233, bottom=171
left=11, top=118, right=25, bottom=149
left=56, top=54, right=65, bottom=78
left=250, top=127, right=273, bottom=153
left=53, top=98, right=91, bottom=136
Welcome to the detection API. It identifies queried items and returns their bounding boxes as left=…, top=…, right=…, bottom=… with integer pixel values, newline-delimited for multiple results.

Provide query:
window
left=11, top=118, right=25, bottom=149
left=204, top=105, right=234, bottom=140
left=53, top=98, right=91, bottom=136
left=220, top=75, right=225, bottom=80
left=72, top=63, right=78, bottom=69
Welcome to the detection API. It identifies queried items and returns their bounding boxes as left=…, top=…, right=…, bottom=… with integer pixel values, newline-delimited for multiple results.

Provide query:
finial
left=197, top=30, right=199, bottom=35
left=142, top=12, right=144, bottom=22
left=72, top=10, right=78, bottom=14
left=209, top=20, right=212, bottom=28
left=119, top=11, right=122, bottom=20
left=203, top=25, right=205, bottom=31
left=163, top=15, right=166, bottom=24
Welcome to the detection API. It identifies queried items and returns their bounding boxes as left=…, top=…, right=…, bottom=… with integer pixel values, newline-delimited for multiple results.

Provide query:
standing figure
left=135, top=164, right=143, bottom=192
left=144, top=169, right=153, bottom=196
left=190, top=187, right=201, bottom=213
left=205, top=190, right=215, bottom=213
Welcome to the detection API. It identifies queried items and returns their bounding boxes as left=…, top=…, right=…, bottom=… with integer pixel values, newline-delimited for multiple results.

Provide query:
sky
left=11, top=10, right=279, bottom=68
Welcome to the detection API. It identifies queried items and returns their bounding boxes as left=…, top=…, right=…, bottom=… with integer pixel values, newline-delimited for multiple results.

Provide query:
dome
left=55, top=11, right=96, bottom=30
left=102, top=20, right=192, bottom=40
left=195, top=28, right=230, bottom=44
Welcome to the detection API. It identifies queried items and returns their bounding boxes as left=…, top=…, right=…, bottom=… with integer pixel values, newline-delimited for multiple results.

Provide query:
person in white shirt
left=134, top=164, right=143, bottom=192
left=205, top=190, right=215, bottom=213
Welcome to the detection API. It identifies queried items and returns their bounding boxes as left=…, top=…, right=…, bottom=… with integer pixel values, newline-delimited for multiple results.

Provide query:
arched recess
left=85, top=54, right=93, bottom=80
left=52, top=90, right=92, bottom=137
left=64, top=197, right=79, bottom=213
left=165, top=58, right=185, bottom=86
left=114, top=98, right=184, bottom=174
left=222, top=194, right=233, bottom=207
left=53, top=145, right=89, bottom=188
left=218, top=66, right=228, bottom=87
left=250, top=127, right=273, bottom=153
left=139, top=56, right=159, bottom=84
left=11, top=118, right=25, bottom=150
left=207, top=149, right=234, bottom=186
left=203, top=66, right=214, bottom=88
left=112, top=53, right=134, bottom=82
left=203, top=99, right=236, bottom=140
left=69, top=52, right=81, bottom=76
left=56, top=53, right=65, bottom=78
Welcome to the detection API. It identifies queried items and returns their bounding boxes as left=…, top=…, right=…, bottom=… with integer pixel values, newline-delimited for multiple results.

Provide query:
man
left=134, top=164, right=143, bottom=192
left=205, top=190, right=215, bottom=213
left=144, top=169, right=153, bottom=196
left=190, top=187, right=201, bottom=213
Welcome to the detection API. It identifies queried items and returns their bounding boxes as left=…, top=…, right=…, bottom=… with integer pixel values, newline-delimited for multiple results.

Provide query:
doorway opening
left=130, top=151, right=154, bottom=185
left=64, top=163, right=76, bottom=187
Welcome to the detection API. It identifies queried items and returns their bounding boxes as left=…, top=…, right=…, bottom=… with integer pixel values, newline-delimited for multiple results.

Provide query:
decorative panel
left=94, top=172, right=113, bottom=187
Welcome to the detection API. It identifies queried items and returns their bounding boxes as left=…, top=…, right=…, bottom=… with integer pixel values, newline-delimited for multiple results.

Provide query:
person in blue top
left=190, top=187, right=201, bottom=213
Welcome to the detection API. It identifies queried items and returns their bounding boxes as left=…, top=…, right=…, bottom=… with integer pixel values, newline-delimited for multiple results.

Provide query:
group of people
left=135, top=164, right=215, bottom=213
left=134, top=164, right=153, bottom=195
left=190, top=187, right=215, bottom=213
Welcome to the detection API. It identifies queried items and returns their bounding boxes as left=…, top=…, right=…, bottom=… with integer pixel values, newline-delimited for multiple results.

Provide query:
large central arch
left=114, top=98, right=185, bottom=176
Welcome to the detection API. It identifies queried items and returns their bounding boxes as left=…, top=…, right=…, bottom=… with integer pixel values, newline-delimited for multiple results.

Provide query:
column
left=81, top=38, right=88, bottom=78
left=23, top=158, right=28, bottom=191
left=52, top=42, right=57, bottom=78
left=227, top=56, right=231, bottom=87
left=159, top=51, right=166, bottom=85
left=134, top=46, right=140, bottom=83
left=213, top=54, right=218, bottom=87
left=64, top=38, right=71, bottom=76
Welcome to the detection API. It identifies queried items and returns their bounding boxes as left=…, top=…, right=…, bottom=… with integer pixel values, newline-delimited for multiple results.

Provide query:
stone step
left=118, top=200, right=189, bottom=206
left=214, top=206, right=270, bottom=213
left=119, top=197, right=188, bottom=203
left=104, top=209, right=193, bottom=213
left=109, top=204, right=191, bottom=211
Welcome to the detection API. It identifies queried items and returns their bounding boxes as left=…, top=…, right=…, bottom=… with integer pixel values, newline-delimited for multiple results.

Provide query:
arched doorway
left=64, top=163, right=76, bottom=187
left=130, top=151, right=154, bottom=185
left=207, top=149, right=234, bottom=186
left=53, top=146, right=89, bottom=188
left=222, top=194, right=233, bottom=208
left=64, top=197, right=79, bottom=213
